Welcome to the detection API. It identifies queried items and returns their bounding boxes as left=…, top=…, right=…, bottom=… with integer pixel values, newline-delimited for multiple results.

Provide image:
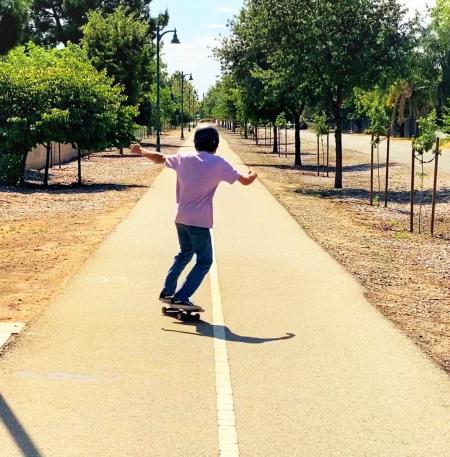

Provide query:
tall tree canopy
left=25, top=0, right=168, bottom=45
left=0, top=0, right=30, bottom=54
left=81, top=6, right=154, bottom=106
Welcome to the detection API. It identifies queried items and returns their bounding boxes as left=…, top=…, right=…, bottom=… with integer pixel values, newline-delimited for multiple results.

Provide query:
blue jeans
left=164, top=223, right=213, bottom=301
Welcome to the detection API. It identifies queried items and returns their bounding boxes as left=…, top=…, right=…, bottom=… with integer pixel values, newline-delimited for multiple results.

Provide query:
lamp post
left=193, top=91, right=197, bottom=127
left=180, top=71, right=193, bottom=140
left=156, top=25, right=180, bottom=152
left=188, top=86, right=192, bottom=132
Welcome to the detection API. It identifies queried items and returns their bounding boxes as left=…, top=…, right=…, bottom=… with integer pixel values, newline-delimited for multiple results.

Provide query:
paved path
left=1, top=134, right=450, bottom=456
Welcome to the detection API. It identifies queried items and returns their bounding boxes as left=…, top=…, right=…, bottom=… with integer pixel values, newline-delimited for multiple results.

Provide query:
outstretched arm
left=130, top=144, right=166, bottom=164
left=238, top=170, right=258, bottom=186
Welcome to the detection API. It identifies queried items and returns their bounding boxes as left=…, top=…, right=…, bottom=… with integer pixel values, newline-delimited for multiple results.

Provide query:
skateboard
left=161, top=303, right=204, bottom=321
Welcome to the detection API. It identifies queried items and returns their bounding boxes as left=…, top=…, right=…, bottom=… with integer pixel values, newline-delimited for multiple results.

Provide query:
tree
left=0, top=0, right=30, bottom=54
left=312, top=111, right=329, bottom=176
left=35, top=108, right=69, bottom=186
left=0, top=43, right=128, bottom=186
left=301, top=0, right=411, bottom=188
left=26, top=0, right=168, bottom=46
left=426, top=0, right=450, bottom=121
left=81, top=7, right=154, bottom=106
left=215, top=0, right=412, bottom=187
left=215, top=5, right=288, bottom=153
left=239, top=0, right=312, bottom=164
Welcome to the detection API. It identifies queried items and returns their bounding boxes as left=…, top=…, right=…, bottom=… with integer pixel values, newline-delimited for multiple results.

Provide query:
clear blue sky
left=150, top=0, right=242, bottom=96
left=150, top=0, right=435, bottom=96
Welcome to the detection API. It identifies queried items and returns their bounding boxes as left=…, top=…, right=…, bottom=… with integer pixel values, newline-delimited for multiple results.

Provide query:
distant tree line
left=205, top=0, right=450, bottom=189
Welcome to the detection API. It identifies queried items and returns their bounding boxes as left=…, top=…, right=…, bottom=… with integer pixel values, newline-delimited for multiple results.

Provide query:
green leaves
left=354, top=88, right=389, bottom=137
left=81, top=6, right=154, bottom=107
left=312, top=112, right=329, bottom=137
left=0, top=152, right=22, bottom=185
left=26, top=0, right=160, bottom=46
left=0, top=0, right=30, bottom=54
left=214, top=0, right=412, bottom=187
left=414, top=110, right=438, bottom=155
left=0, top=44, right=131, bottom=174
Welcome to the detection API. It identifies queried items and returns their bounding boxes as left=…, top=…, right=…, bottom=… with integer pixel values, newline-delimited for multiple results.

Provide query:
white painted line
left=0, top=322, right=25, bottom=351
left=0, top=334, right=10, bottom=349
left=210, top=231, right=240, bottom=457
left=0, top=322, right=25, bottom=334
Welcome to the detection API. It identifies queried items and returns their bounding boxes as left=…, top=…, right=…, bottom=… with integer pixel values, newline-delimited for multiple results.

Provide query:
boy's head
left=194, top=125, right=220, bottom=154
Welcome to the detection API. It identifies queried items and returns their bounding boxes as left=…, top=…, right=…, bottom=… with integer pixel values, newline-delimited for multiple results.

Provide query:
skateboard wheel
left=176, top=312, right=184, bottom=321
left=194, top=313, right=200, bottom=321
left=161, top=307, right=167, bottom=314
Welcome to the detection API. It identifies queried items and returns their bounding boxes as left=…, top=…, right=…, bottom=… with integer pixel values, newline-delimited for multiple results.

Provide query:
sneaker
left=159, top=290, right=173, bottom=303
left=170, top=297, right=200, bottom=311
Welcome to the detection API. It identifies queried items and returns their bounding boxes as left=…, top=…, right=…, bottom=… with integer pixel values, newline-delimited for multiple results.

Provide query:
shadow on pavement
left=162, top=320, right=295, bottom=344
left=0, top=394, right=44, bottom=457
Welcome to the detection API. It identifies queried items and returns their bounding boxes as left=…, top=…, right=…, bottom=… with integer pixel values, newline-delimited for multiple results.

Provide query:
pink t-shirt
left=165, top=150, right=240, bottom=228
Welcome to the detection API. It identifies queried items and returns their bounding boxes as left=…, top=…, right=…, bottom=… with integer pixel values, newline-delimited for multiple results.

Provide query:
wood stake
left=370, top=132, right=374, bottom=206
left=431, top=138, right=440, bottom=236
left=384, top=134, right=390, bottom=207
left=317, top=135, right=320, bottom=176
left=410, top=146, right=415, bottom=233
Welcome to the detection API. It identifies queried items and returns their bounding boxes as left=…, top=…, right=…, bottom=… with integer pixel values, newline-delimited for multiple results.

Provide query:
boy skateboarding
left=130, top=124, right=257, bottom=310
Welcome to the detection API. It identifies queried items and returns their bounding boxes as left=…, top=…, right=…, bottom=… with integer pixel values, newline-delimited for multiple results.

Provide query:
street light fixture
left=180, top=71, right=193, bottom=140
left=155, top=25, right=180, bottom=152
left=188, top=85, right=192, bottom=133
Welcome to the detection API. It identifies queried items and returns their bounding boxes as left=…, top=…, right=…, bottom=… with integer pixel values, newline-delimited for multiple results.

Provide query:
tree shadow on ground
left=0, top=394, right=44, bottom=457
left=0, top=181, right=147, bottom=195
left=140, top=140, right=191, bottom=150
left=92, top=153, right=140, bottom=159
left=295, top=186, right=450, bottom=204
left=243, top=161, right=394, bottom=174
left=162, top=319, right=295, bottom=344
left=246, top=148, right=316, bottom=158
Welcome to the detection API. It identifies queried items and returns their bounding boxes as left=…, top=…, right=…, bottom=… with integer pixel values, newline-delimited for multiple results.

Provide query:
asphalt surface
left=1, top=133, right=450, bottom=456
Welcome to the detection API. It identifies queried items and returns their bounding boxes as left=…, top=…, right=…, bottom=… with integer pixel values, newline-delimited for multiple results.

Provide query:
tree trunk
left=334, top=111, right=343, bottom=188
left=232, top=119, right=236, bottom=134
left=77, top=147, right=82, bottom=186
left=273, top=124, right=278, bottom=154
left=44, top=144, right=52, bottom=187
left=20, top=150, right=29, bottom=186
left=244, top=122, right=248, bottom=139
left=255, top=125, right=259, bottom=145
left=51, top=5, right=66, bottom=44
left=294, top=112, right=302, bottom=167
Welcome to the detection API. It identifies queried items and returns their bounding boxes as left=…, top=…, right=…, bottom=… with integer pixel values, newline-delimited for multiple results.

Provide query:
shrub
left=0, top=153, right=22, bottom=186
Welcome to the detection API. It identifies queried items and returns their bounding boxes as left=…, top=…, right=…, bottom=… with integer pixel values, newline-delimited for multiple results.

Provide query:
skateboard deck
left=160, top=301, right=204, bottom=321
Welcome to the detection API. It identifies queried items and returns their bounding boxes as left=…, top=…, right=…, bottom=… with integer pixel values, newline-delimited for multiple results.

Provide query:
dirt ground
left=221, top=128, right=450, bottom=374
left=0, top=132, right=183, bottom=324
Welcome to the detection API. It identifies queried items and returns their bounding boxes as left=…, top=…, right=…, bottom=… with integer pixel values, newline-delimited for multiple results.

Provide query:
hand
left=130, top=143, right=142, bottom=155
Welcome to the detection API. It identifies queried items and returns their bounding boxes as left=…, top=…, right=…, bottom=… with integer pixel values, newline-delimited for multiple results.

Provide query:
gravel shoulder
left=0, top=132, right=182, bottom=324
left=221, top=128, right=450, bottom=374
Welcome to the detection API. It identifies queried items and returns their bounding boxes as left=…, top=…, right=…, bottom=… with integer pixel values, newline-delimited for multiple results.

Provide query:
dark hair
left=194, top=125, right=220, bottom=153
